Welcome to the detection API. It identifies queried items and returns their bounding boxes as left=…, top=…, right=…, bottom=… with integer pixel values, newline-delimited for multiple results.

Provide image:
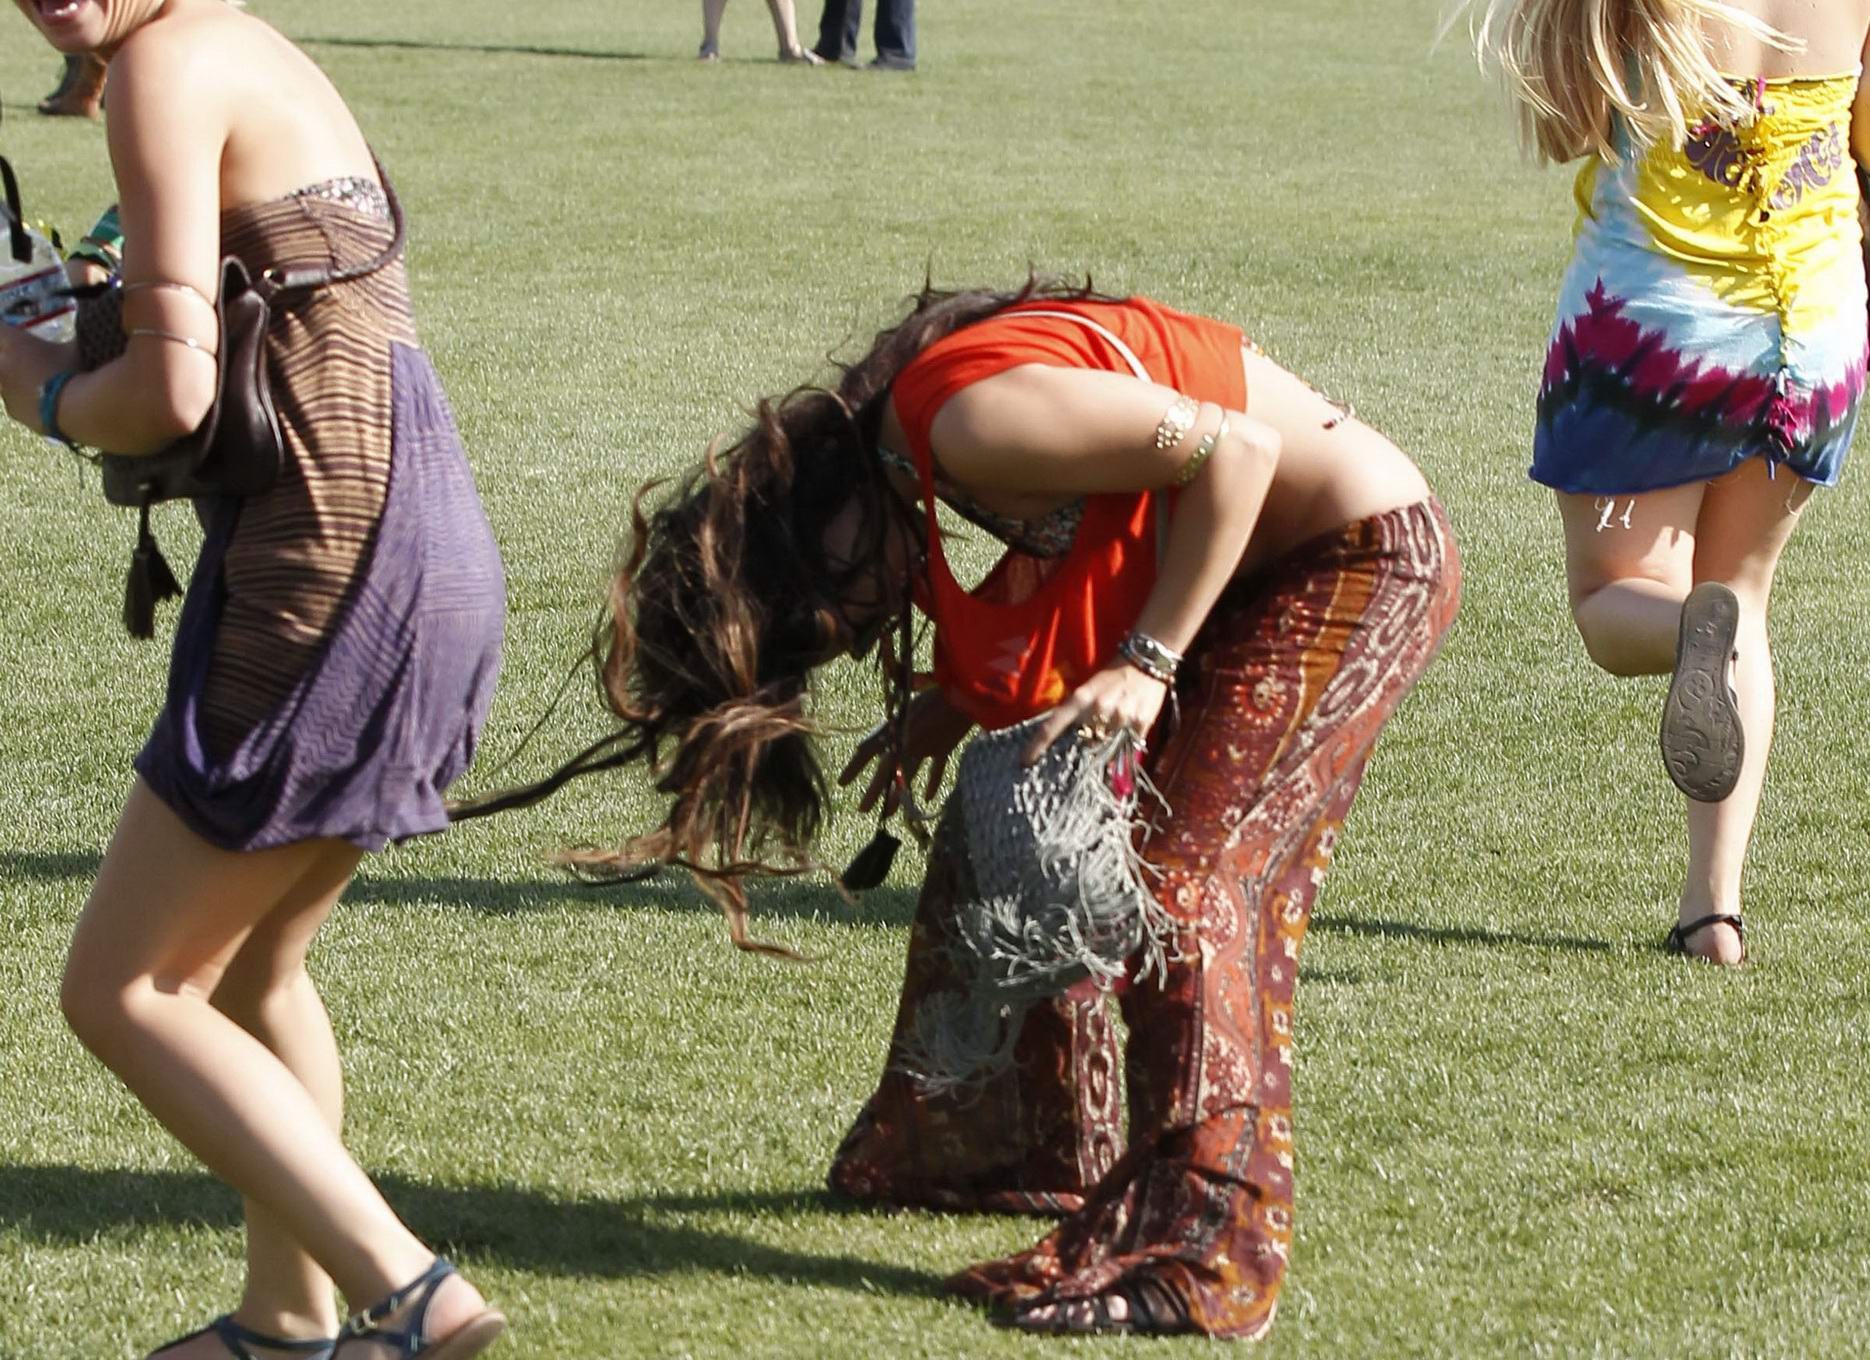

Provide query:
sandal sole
left=420, top=1312, right=507, bottom=1360
left=1660, top=582, right=1743, bottom=803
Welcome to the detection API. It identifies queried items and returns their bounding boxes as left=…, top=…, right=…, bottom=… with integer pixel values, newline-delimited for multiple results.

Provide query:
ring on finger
left=1078, top=716, right=1111, bottom=743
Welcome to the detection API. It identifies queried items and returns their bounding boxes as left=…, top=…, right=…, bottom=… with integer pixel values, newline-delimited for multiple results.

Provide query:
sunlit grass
left=1, top=2, right=1867, bottom=1356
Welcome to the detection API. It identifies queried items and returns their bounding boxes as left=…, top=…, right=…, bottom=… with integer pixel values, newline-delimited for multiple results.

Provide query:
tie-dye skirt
left=1533, top=73, right=1868, bottom=495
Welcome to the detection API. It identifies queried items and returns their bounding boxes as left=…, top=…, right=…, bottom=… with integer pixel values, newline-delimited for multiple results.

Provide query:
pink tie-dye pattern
left=1545, top=281, right=1862, bottom=443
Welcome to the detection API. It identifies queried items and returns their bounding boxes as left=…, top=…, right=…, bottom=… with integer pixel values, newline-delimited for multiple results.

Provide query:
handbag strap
left=262, top=156, right=407, bottom=296
left=1, top=157, right=33, bottom=266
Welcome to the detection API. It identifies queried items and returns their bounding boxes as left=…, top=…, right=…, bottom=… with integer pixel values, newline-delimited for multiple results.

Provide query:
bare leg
left=212, top=851, right=361, bottom=1344
left=61, top=781, right=492, bottom=1355
left=1555, top=483, right=1703, bottom=676
left=1555, top=463, right=1811, bottom=965
left=765, top=0, right=822, bottom=59
left=699, top=0, right=727, bottom=58
left=1675, top=459, right=1812, bottom=964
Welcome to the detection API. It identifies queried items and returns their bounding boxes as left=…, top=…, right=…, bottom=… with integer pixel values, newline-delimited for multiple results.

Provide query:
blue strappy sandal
left=333, top=1259, right=506, bottom=1359
left=150, top=1314, right=335, bottom=1360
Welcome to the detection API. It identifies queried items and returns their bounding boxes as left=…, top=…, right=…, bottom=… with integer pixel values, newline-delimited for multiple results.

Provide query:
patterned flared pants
left=829, top=498, right=1460, bottom=1337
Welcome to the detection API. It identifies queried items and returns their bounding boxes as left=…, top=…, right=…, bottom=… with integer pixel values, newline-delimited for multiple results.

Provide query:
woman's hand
left=1025, top=661, right=1168, bottom=764
left=839, top=687, right=976, bottom=814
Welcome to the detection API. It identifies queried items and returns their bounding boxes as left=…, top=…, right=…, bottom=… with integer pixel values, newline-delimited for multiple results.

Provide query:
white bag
left=0, top=158, right=75, bottom=342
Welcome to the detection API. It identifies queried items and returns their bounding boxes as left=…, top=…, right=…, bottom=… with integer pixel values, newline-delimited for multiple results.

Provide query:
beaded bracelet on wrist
left=1118, top=631, right=1181, bottom=684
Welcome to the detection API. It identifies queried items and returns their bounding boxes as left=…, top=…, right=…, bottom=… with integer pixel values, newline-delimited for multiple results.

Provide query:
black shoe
left=866, top=56, right=916, bottom=71
left=1660, top=581, right=1743, bottom=802
left=1664, top=912, right=1746, bottom=965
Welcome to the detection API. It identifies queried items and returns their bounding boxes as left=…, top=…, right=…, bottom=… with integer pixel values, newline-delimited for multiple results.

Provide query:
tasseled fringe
left=123, top=500, right=182, bottom=639
left=840, top=824, right=901, bottom=892
left=890, top=720, right=1181, bottom=1095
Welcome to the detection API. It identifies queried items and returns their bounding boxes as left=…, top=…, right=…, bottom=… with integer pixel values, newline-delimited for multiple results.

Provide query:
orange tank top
left=889, top=298, right=1247, bottom=730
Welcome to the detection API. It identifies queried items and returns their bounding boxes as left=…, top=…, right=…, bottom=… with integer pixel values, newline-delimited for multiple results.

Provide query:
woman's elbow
left=143, top=363, right=218, bottom=444
left=1233, top=422, right=1282, bottom=478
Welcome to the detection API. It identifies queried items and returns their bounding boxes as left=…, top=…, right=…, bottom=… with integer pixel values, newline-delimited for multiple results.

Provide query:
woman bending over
left=486, top=280, right=1457, bottom=1337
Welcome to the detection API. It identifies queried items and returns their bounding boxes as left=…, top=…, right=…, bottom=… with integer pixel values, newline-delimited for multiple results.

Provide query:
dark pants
left=814, top=0, right=916, bottom=68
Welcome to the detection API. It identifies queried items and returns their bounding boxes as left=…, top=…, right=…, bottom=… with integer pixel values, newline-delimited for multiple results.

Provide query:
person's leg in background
left=870, top=0, right=916, bottom=69
left=813, top=0, right=862, bottom=64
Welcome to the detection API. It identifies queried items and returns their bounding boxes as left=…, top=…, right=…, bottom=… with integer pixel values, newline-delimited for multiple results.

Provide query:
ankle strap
left=214, top=1314, right=336, bottom=1360
left=340, top=1258, right=455, bottom=1348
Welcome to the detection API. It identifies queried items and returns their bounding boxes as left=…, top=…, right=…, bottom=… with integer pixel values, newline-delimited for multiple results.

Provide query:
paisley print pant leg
left=950, top=499, right=1460, bottom=1338
left=828, top=795, right=1124, bottom=1215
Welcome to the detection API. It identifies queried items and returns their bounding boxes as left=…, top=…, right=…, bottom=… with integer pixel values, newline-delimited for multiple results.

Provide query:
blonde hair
left=1459, top=0, right=1792, bottom=162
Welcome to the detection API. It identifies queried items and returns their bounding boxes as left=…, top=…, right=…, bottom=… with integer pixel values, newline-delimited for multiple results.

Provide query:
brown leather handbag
left=74, top=170, right=407, bottom=635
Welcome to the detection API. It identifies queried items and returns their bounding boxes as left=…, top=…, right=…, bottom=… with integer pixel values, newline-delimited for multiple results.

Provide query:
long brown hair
left=454, top=277, right=1117, bottom=951
left=1458, top=0, right=1789, bottom=162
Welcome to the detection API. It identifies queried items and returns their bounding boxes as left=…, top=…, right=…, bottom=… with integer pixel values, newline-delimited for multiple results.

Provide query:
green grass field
left=4, top=2, right=1870, bottom=1356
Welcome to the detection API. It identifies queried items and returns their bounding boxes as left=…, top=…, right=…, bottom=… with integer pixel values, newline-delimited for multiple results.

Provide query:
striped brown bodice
left=203, top=182, right=420, bottom=751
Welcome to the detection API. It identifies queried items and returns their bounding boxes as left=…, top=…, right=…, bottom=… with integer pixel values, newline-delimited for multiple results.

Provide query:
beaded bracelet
left=1152, top=393, right=1199, bottom=452
left=38, top=371, right=80, bottom=449
left=1118, top=630, right=1182, bottom=684
left=1173, top=414, right=1229, bottom=489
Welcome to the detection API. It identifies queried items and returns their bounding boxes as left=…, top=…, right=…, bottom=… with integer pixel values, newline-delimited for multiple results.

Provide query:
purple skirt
left=136, top=343, right=505, bottom=852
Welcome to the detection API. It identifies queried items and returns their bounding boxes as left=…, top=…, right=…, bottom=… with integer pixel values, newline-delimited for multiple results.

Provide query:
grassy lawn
left=3, top=1, right=1870, bottom=1356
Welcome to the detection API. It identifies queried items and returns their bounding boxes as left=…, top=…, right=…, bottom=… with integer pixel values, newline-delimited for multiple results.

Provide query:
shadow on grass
left=1314, top=911, right=1614, bottom=954
left=0, top=1165, right=944, bottom=1298
left=0, top=851, right=1612, bottom=951
left=297, top=37, right=648, bottom=63
left=0, top=850, right=922, bottom=927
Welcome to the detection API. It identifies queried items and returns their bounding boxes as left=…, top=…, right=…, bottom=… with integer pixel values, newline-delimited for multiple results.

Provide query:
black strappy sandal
left=149, top=1315, right=334, bottom=1360
left=1661, top=582, right=1744, bottom=803
left=1665, top=912, right=1746, bottom=965
left=332, top=1259, right=505, bottom=1359
left=1001, top=1276, right=1195, bottom=1337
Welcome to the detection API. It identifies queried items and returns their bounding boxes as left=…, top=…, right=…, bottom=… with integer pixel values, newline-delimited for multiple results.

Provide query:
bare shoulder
left=109, top=2, right=250, bottom=97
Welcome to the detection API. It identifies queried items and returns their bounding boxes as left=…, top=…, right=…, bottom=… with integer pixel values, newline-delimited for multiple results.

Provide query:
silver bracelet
left=1117, top=630, right=1181, bottom=684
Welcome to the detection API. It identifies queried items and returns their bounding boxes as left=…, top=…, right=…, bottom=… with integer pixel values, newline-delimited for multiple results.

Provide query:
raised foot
left=1660, top=581, right=1743, bottom=803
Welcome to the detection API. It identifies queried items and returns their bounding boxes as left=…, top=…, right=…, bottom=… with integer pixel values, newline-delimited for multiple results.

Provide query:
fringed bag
left=896, top=713, right=1174, bottom=1094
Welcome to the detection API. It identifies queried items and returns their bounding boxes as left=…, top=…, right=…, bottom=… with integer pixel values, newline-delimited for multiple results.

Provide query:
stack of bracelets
left=1118, top=630, right=1181, bottom=684
left=1123, top=387, right=1226, bottom=687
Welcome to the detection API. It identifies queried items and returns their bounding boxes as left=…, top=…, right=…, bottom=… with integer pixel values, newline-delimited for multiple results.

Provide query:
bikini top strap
left=1008, top=307, right=1154, bottom=383
left=1006, top=306, right=1170, bottom=563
